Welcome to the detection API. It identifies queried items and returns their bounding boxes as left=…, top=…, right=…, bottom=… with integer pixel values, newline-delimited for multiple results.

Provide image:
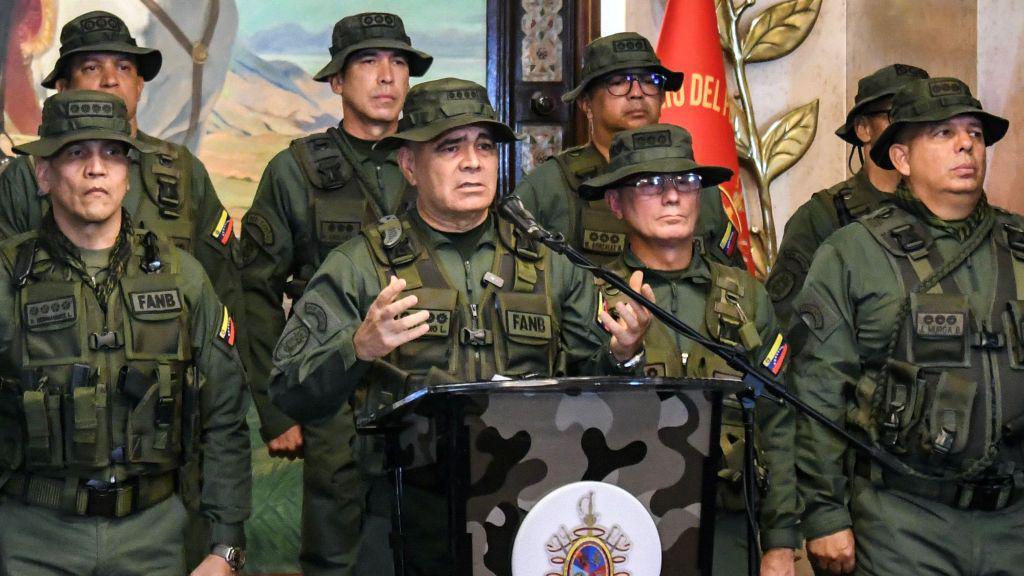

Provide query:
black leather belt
left=854, top=454, right=1019, bottom=511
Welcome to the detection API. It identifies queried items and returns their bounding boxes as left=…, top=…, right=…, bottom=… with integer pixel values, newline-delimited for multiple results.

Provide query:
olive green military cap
left=578, top=123, right=733, bottom=199
left=562, top=32, right=683, bottom=103
left=41, top=11, right=162, bottom=89
left=14, top=90, right=154, bottom=158
left=870, top=77, right=1009, bottom=170
left=312, top=12, right=433, bottom=81
left=835, top=63, right=929, bottom=146
left=376, top=78, right=519, bottom=150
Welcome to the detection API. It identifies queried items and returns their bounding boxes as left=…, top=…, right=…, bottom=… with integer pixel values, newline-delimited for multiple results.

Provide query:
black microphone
left=498, top=193, right=548, bottom=241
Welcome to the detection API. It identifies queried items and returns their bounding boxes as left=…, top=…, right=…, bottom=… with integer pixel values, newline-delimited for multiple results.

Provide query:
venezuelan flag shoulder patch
left=719, top=220, right=738, bottom=256
left=217, top=305, right=236, bottom=347
left=211, top=210, right=234, bottom=245
left=761, top=333, right=788, bottom=375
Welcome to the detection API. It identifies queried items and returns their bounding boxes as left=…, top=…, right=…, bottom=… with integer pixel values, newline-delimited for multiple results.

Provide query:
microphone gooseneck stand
left=498, top=193, right=928, bottom=576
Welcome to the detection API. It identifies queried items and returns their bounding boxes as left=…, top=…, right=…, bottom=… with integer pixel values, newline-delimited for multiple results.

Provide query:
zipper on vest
left=466, top=260, right=481, bottom=381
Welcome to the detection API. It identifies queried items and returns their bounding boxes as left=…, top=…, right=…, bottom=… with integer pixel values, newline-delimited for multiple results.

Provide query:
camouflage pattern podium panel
left=360, top=377, right=738, bottom=576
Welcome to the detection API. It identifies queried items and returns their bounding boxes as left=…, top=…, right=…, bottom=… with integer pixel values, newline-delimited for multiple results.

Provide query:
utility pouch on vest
left=494, top=291, right=556, bottom=378
left=66, top=364, right=105, bottom=467
left=21, top=388, right=62, bottom=469
left=395, top=288, right=457, bottom=371
left=879, top=360, right=929, bottom=453
left=124, top=364, right=181, bottom=465
left=1006, top=300, right=1024, bottom=368
left=314, top=197, right=365, bottom=254
left=579, top=204, right=628, bottom=256
left=924, top=371, right=977, bottom=461
left=21, top=282, right=86, bottom=366
left=121, top=276, right=187, bottom=361
left=0, top=390, right=23, bottom=471
left=909, top=292, right=970, bottom=367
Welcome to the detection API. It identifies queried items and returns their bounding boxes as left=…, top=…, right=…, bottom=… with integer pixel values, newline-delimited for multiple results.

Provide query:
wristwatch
left=211, top=544, right=246, bottom=572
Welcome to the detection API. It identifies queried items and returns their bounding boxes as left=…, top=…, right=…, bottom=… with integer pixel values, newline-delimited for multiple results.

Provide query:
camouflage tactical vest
left=362, top=214, right=560, bottom=402
left=0, top=233, right=196, bottom=480
left=852, top=205, right=1024, bottom=476
left=553, top=144, right=629, bottom=264
left=290, top=127, right=412, bottom=265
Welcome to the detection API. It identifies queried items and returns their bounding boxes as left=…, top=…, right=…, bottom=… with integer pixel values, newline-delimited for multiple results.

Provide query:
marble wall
left=620, top=0, right=1024, bottom=234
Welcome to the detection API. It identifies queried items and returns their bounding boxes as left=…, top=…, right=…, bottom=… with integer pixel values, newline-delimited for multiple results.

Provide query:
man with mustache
left=0, top=90, right=250, bottom=576
left=514, top=32, right=745, bottom=269
left=238, top=12, right=432, bottom=576
left=767, top=64, right=929, bottom=326
left=267, top=78, right=652, bottom=575
left=791, top=77, right=1024, bottom=575
left=579, top=123, right=799, bottom=576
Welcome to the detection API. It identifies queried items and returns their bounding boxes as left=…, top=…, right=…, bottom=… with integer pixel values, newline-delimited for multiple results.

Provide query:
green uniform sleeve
left=514, top=161, right=572, bottom=234
left=183, top=254, right=253, bottom=548
left=768, top=194, right=836, bottom=326
left=745, top=281, right=801, bottom=550
left=268, top=243, right=376, bottom=424
left=187, top=151, right=244, bottom=314
left=549, top=252, right=643, bottom=377
left=239, top=151, right=305, bottom=441
left=0, top=157, right=44, bottom=240
left=698, top=186, right=747, bottom=269
left=789, top=239, right=862, bottom=541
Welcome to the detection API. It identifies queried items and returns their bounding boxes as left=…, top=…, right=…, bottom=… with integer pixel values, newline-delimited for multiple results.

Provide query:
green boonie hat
left=375, top=78, right=520, bottom=150
left=870, top=77, right=1009, bottom=170
left=835, top=63, right=929, bottom=145
left=562, top=32, right=683, bottom=103
left=41, top=11, right=162, bottom=89
left=312, top=12, right=433, bottom=81
left=578, top=123, right=733, bottom=200
left=13, top=90, right=154, bottom=158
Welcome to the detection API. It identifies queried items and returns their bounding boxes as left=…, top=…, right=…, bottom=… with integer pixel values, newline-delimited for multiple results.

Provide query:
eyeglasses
left=602, top=72, right=667, bottom=96
left=627, top=173, right=703, bottom=197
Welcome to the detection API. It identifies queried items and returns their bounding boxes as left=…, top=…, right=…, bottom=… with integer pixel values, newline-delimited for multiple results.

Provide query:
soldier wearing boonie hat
left=514, top=31, right=746, bottom=273
left=791, top=77, right=1022, bottom=576
left=582, top=123, right=800, bottom=576
left=768, top=64, right=930, bottom=328
left=268, top=78, right=653, bottom=575
left=0, top=89, right=251, bottom=576
left=239, top=12, right=433, bottom=576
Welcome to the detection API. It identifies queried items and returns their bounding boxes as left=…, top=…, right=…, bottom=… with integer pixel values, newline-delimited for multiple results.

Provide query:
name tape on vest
left=25, top=296, right=76, bottom=328
left=506, top=310, right=552, bottom=339
left=915, top=312, right=965, bottom=337
left=409, top=309, right=452, bottom=337
left=130, top=290, right=183, bottom=314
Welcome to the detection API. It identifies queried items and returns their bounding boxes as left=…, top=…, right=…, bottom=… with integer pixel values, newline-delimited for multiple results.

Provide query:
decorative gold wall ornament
left=716, top=0, right=821, bottom=273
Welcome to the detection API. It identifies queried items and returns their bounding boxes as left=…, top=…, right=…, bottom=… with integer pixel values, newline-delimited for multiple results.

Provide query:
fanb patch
left=409, top=309, right=451, bottom=337
left=217, top=305, right=236, bottom=346
left=320, top=220, right=361, bottom=245
left=211, top=210, right=234, bottom=246
left=582, top=229, right=626, bottom=255
left=506, top=310, right=552, bottom=339
left=25, top=297, right=76, bottom=328
left=916, top=312, right=965, bottom=337
left=130, top=290, right=182, bottom=315
left=761, top=333, right=789, bottom=376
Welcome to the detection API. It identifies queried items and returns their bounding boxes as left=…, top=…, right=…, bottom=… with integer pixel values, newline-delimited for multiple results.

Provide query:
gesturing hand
left=807, top=529, right=856, bottom=575
left=353, top=276, right=431, bottom=361
left=599, top=270, right=654, bottom=362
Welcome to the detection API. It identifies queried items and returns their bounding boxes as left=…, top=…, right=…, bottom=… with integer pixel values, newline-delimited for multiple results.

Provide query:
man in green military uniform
left=0, top=10, right=241, bottom=316
left=578, top=124, right=799, bottom=576
left=268, top=78, right=652, bottom=575
left=0, top=90, right=250, bottom=576
left=791, top=77, right=1024, bottom=575
left=767, top=64, right=929, bottom=325
left=514, top=32, right=745, bottom=269
left=238, top=12, right=433, bottom=576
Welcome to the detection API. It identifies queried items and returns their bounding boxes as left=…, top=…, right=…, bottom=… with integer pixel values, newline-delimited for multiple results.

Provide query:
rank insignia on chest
left=25, top=296, right=76, bottom=328
left=409, top=309, right=451, bottom=337
left=211, top=210, right=234, bottom=246
left=130, top=290, right=182, bottom=314
left=915, top=312, right=965, bottom=337
left=761, top=333, right=789, bottom=376
left=217, top=305, right=236, bottom=346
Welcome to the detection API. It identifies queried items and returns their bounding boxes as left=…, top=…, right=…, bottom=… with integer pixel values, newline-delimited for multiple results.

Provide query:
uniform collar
left=339, top=120, right=399, bottom=165
left=620, top=242, right=711, bottom=284
left=409, top=207, right=497, bottom=249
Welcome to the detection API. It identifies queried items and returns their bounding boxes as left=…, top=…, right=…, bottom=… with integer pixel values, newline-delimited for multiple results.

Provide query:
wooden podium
left=358, top=376, right=741, bottom=576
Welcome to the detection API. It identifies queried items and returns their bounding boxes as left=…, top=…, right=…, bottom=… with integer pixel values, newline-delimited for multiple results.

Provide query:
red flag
left=656, top=0, right=753, bottom=272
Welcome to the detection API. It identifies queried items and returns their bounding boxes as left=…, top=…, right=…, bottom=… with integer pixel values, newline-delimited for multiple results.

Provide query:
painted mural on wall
left=0, top=1, right=486, bottom=573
